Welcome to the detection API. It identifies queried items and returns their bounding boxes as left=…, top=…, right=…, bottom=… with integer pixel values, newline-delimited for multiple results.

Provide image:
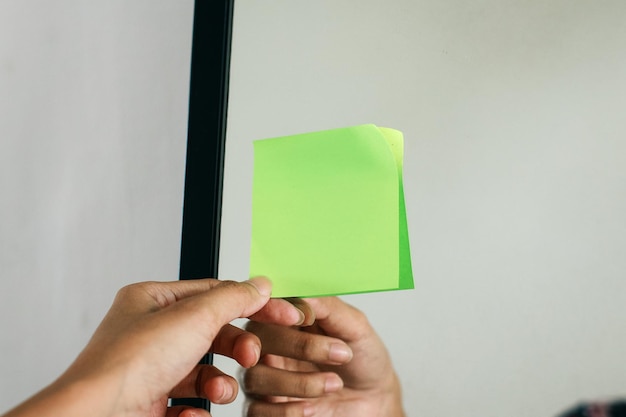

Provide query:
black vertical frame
left=173, top=0, right=234, bottom=412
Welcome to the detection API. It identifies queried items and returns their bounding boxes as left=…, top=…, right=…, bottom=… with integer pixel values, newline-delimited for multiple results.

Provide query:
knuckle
left=216, top=279, right=238, bottom=288
left=244, top=320, right=262, bottom=334
left=348, top=305, right=373, bottom=337
left=115, top=282, right=140, bottom=298
left=116, top=281, right=158, bottom=296
left=216, top=280, right=258, bottom=300
left=352, top=308, right=368, bottom=326
left=196, top=366, right=213, bottom=397
left=114, top=282, right=150, bottom=302
left=241, top=367, right=258, bottom=394
left=294, top=334, right=317, bottom=359
left=212, top=280, right=242, bottom=294
left=244, top=401, right=264, bottom=417
left=296, top=375, right=323, bottom=397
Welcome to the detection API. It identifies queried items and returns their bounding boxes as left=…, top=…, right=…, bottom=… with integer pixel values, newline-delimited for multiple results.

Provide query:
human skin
left=1, top=277, right=309, bottom=417
left=243, top=297, right=406, bottom=417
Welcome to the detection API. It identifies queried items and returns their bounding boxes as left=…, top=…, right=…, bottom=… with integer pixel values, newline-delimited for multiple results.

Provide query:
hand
left=242, top=297, right=406, bottom=417
left=3, top=277, right=307, bottom=417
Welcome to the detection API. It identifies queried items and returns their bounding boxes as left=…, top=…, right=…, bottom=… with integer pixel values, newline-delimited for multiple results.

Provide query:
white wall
left=0, top=0, right=193, bottom=410
left=2, top=1, right=626, bottom=417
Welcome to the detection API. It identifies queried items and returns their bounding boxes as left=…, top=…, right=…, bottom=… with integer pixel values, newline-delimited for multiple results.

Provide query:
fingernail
left=247, top=276, right=272, bottom=297
left=328, top=343, right=353, bottom=364
left=294, top=307, right=306, bottom=325
left=219, top=380, right=234, bottom=402
left=252, top=343, right=261, bottom=364
left=324, top=376, right=343, bottom=393
left=285, top=298, right=315, bottom=326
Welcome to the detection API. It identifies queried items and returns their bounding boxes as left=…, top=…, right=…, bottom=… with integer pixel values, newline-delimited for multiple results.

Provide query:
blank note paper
left=250, top=124, right=414, bottom=298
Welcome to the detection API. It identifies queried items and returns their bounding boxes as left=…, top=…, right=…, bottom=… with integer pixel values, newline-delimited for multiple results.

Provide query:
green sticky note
left=250, top=124, right=414, bottom=298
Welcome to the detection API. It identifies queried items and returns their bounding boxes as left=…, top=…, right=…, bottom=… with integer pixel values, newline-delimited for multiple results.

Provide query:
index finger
left=245, top=322, right=353, bottom=366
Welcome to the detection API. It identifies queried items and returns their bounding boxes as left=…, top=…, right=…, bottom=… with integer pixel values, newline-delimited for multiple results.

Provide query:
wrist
left=2, top=367, right=121, bottom=417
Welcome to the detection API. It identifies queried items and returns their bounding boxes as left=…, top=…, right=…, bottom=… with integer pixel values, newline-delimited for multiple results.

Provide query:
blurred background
left=2, top=1, right=626, bottom=416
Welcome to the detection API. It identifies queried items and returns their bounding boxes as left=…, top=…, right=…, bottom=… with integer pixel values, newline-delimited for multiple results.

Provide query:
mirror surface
left=217, top=1, right=626, bottom=416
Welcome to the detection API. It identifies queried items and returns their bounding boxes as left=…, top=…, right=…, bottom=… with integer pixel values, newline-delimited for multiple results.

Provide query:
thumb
left=163, top=277, right=273, bottom=337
